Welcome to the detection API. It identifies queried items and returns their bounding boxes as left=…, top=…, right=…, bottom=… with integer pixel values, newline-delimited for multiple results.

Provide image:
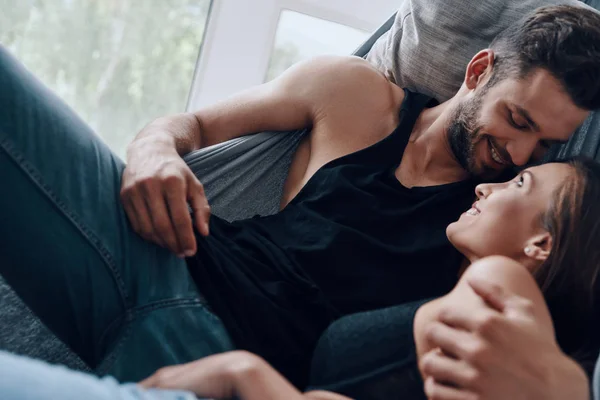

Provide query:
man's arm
left=121, top=55, right=395, bottom=257
left=128, top=54, right=385, bottom=158
left=140, top=351, right=352, bottom=400
left=128, top=58, right=321, bottom=158
left=421, top=266, right=589, bottom=400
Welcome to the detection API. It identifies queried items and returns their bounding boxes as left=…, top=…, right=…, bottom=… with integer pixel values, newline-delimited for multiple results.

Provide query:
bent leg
left=0, top=46, right=216, bottom=371
left=0, top=350, right=196, bottom=400
left=0, top=45, right=128, bottom=365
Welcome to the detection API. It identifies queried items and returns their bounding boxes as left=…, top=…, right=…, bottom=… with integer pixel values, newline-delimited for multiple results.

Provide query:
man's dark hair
left=488, top=5, right=600, bottom=110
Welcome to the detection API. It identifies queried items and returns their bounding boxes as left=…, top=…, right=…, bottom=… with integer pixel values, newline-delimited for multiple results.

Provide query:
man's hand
left=420, top=278, right=589, bottom=400
left=121, top=137, right=210, bottom=257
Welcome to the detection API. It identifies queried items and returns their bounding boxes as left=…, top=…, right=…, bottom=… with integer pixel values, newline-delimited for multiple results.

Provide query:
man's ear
left=464, top=49, right=495, bottom=90
left=524, top=232, right=553, bottom=262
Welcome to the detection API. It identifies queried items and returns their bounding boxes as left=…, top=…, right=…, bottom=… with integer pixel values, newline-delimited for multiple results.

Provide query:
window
left=266, top=10, right=370, bottom=82
left=1, top=0, right=212, bottom=158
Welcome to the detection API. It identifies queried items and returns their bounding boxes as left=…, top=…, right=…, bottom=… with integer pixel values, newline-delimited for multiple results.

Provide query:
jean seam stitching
left=0, top=135, right=129, bottom=309
left=97, top=297, right=210, bottom=349
left=97, top=298, right=216, bottom=374
left=96, top=311, right=134, bottom=375
left=131, top=297, right=215, bottom=319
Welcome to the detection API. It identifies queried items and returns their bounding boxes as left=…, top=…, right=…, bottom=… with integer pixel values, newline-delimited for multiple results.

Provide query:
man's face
left=447, top=68, right=589, bottom=179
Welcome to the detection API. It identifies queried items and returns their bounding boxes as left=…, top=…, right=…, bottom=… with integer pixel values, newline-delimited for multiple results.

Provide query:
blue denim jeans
left=0, top=46, right=234, bottom=382
left=0, top=350, right=195, bottom=400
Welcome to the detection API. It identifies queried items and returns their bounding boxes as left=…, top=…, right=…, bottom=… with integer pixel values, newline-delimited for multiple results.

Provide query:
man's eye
left=509, top=114, right=528, bottom=130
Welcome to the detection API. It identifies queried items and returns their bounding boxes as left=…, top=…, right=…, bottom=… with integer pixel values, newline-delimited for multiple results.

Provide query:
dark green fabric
left=309, top=300, right=428, bottom=400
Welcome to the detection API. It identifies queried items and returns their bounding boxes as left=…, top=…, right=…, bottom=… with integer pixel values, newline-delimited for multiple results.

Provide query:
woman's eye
left=516, top=175, right=525, bottom=187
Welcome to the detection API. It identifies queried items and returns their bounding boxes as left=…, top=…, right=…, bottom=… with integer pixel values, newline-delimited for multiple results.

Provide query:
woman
left=4, top=158, right=600, bottom=399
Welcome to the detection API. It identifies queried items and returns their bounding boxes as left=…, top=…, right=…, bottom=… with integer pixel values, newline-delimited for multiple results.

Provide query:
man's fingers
left=425, top=321, right=475, bottom=360
left=122, top=196, right=141, bottom=233
left=424, top=377, right=478, bottom=400
left=165, top=186, right=196, bottom=257
left=188, top=178, right=210, bottom=237
left=467, top=277, right=507, bottom=312
left=420, top=350, right=481, bottom=389
left=142, top=185, right=182, bottom=256
left=436, top=306, right=481, bottom=334
left=127, top=192, right=163, bottom=246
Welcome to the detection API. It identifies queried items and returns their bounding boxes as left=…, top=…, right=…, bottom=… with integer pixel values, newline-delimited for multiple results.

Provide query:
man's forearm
left=127, top=112, right=202, bottom=160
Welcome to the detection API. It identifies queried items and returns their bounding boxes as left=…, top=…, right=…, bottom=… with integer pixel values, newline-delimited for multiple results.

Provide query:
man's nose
left=506, top=137, right=539, bottom=166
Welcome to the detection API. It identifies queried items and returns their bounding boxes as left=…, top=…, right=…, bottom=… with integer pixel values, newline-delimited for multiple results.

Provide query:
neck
left=405, top=99, right=470, bottom=185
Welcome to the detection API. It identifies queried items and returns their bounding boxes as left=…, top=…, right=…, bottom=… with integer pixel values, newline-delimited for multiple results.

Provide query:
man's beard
left=446, top=92, right=497, bottom=178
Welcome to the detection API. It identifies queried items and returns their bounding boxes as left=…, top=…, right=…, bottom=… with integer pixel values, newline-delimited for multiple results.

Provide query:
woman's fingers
left=139, top=365, right=183, bottom=389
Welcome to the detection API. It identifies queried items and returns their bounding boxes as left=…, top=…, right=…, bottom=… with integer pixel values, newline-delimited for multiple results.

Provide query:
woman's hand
left=140, top=351, right=243, bottom=398
left=420, top=278, right=589, bottom=400
left=140, top=351, right=306, bottom=400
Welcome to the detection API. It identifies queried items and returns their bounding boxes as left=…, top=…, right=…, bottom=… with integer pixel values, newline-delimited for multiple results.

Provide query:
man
left=1, top=3, right=599, bottom=391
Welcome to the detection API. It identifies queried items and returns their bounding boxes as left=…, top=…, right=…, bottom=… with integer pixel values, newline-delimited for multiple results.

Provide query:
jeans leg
left=0, top=46, right=211, bottom=369
left=0, top=350, right=196, bottom=400
left=100, top=299, right=235, bottom=382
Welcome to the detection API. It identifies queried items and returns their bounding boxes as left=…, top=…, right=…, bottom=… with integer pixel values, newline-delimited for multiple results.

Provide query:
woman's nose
left=475, top=183, right=491, bottom=199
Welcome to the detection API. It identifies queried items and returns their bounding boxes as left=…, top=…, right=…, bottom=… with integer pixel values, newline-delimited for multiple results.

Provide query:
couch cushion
left=367, top=0, right=597, bottom=101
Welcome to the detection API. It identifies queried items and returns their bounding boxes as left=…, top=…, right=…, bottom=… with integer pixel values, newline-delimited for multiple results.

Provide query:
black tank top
left=187, top=90, right=477, bottom=388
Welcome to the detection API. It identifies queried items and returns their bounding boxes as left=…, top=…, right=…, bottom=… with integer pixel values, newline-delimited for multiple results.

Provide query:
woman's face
left=447, top=163, right=575, bottom=268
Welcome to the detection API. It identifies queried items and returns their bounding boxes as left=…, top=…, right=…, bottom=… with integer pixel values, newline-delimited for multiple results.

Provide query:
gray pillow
left=366, top=0, right=595, bottom=101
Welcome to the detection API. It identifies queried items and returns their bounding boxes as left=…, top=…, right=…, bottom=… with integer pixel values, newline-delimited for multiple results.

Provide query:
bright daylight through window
left=1, top=0, right=211, bottom=158
left=266, top=10, right=370, bottom=82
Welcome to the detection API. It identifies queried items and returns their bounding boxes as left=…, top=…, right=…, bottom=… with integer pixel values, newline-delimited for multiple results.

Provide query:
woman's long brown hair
left=534, top=157, right=600, bottom=375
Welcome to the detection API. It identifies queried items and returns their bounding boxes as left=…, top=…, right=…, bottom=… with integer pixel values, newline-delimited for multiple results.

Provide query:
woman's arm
left=413, top=256, right=589, bottom=400
left=140, top=351, right=352, bottom=400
